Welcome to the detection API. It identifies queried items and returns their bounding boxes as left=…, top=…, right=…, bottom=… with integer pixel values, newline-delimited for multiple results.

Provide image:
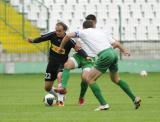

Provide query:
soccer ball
left=140, top=70, right=148, bottom=76
left=44, top=94, right=57, bottom=106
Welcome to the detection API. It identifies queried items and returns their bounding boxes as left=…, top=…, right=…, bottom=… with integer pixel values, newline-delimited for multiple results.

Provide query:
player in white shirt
left=77, top=15, right=116, bottom=105
left=80, top=14, right=141, bottom=110
left=57, top=20, right=141, bottom=111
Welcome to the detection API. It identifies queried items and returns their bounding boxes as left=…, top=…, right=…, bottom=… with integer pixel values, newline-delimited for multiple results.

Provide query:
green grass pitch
left=0, top=73, right=160, bottom=122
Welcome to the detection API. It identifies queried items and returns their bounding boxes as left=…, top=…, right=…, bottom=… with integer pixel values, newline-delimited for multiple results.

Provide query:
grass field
left=0, top=73, right=160, bottom=122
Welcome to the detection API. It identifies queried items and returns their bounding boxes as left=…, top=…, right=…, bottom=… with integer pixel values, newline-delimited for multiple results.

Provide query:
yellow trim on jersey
left=51, top=44, right=65, bottom=54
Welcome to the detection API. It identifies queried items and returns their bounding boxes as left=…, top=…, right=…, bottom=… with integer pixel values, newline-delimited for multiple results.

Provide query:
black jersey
left=33, top=32, right=75, bottom=63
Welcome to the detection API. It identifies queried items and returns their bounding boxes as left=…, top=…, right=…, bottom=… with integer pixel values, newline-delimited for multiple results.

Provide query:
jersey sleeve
left=108, top=36, right=116, bottom=44
left=32, top=32, right=53, bottom=43
left=74, top=30, right=82, bottom=38
left=69, top=39, right=88, bottom=58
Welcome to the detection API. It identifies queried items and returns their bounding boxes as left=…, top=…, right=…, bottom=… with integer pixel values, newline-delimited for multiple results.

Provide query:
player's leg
left=109, top=71, right=141, bottom=109
left=109, top=71, right=135, bottom=101
left=56, top=65, right=65, bottom=106
left=45, top=80, right=53, bottom=92
left=44, top=61, right=58, bottom=97
left=44, top=73, right=57, bottom=97
left=109, top=53, right=141, bottom=109
left=86, top=48, right=118, bottom=111
left=78, top=69, right=90, bottom=105
left=60, top=59, right=76, bottom=91
left=57, top=64, right=65, bottom=88
left=86, top=51, right=112, bottom=108
left=57, top=71, right=62, bottom=88
left=78, top=58, right=94, bottom=105
left=59, top=54, right=81, bottom=93
left=86, top=68, right=109, bottom=111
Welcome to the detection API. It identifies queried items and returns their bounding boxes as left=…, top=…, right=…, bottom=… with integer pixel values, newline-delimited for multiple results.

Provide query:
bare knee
left=64, top=61, right=74, bottom=69
left=64, top=62, right=69, bottom=69
left=81, top=72, right=88, bottom=82
left=81, top=71, right=95, bottom=84
left=109, top=71, right=120, bottom=84
left=86, top=69, right=101, bottom=84
left=110, top=76, right=120, bottom=84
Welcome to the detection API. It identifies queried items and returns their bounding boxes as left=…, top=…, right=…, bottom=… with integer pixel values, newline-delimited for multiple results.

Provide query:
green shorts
left=95, top=48, right=118, bottom=73
left=69, top=53, right=95, bottom=71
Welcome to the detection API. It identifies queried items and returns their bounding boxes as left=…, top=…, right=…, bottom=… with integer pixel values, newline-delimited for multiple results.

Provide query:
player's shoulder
left=81, top=28, right=98, bottom=35
left=100, top=26, right=112, bottom=34
left=41, top=31, right=55, bottom=37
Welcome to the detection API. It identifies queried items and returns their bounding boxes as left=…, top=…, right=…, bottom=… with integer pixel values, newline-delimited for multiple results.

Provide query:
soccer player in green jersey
left=58, top=20, right=141, bottom=111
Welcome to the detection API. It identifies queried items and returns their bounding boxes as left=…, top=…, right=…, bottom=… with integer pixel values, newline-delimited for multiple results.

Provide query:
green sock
left=61, top=69, right=70, bottom=88
left=79, top=81, right=88, bottom=98
left=118, top=80, right=136, bottom=101
left=89, top=83, right=107, bottom=105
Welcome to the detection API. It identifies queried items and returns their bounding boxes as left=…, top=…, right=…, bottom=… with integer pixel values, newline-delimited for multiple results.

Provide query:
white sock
left=58, top=83, right=62, bottom=88
left=49, top=88, right=57, bottom=97
left=57, top=93, right=65, bottom=102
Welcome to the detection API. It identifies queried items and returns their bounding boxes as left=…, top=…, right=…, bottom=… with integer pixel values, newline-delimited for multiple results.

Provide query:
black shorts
left=45, top=60, right=64, bottom=82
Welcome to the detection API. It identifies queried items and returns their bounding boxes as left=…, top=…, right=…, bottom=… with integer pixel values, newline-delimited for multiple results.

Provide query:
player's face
left=55, top=25, right=65, bottom=37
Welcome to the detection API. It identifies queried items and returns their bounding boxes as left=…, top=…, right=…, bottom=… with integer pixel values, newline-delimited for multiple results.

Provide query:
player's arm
left=27, top=32, right=53, bottom=43
left=70, top=40, right=88, bottom=59
left=60, top=32, right=76, bottom=48
left=59, top=32, right=89, bottom=58
left=107, top=35, right=130, bottom=56
left=58, top=32, right=76, bottom=53
left=112, top=40, right=130, bottom=56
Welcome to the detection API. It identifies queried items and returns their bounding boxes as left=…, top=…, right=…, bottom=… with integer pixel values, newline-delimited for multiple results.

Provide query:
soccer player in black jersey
left=28, top=22, right=88, bottom=106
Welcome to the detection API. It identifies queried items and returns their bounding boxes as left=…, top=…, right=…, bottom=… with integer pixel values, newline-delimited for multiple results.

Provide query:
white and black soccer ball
left=44, top=94, right=57, bottom=106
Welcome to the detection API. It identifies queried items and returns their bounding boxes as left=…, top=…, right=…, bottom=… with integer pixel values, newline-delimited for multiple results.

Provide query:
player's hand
left=74, top=43, right=81, bottom=51
left=122, top=48, right=130, bottom=56
left=86, top=57, right=92, bottom=60
left=58, top=47, right=65, bottom=54
left=27, top=38, right=33, bottom=43
left=86, top=57, right=94, bottom=63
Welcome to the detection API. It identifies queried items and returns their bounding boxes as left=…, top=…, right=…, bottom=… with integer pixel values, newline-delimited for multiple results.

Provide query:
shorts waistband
left=98, top=48, right=113, bottom=56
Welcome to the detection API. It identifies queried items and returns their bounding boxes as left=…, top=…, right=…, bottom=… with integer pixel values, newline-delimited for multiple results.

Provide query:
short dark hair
left=56, top=22, right=68, bottom=31
left=85, top=14, right=97, bottom=21
left=83, top=20, right=94, bottom=29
